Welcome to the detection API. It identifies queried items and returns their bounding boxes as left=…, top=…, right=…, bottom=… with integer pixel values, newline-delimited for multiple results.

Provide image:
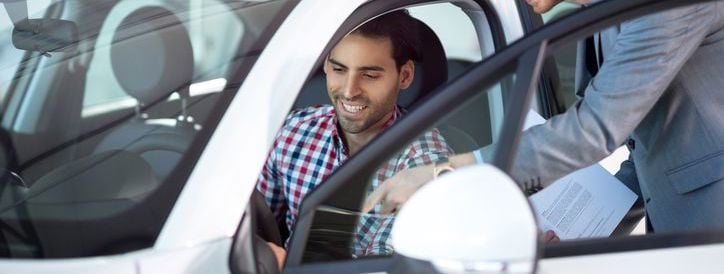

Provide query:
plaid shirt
left=257, top=105, right=451, bottom=256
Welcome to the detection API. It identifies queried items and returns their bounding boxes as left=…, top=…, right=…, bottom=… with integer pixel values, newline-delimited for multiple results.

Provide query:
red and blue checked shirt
left=257, top=105, right=451, bottom=256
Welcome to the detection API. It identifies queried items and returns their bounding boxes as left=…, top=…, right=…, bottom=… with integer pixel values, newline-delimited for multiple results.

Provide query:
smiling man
left=326, top=33, right=407, bottom=156
left=256, top=10, right=451, bottom=258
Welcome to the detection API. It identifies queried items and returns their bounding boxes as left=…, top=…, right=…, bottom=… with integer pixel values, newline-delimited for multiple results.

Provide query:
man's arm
left=505, top=4, right=716, bottom=186
left=401, top=128, right=452, bottom=169
left=351, top=128, right=452, bottom=256
left=363, top=128, right=455, bottom=214
left=256, top=139, right=287, bottom=223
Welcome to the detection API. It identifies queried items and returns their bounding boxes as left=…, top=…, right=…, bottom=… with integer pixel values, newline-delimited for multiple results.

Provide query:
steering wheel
left=250, top=189, right=284, bottom=246
left=248, top=189, right=286, bottom=273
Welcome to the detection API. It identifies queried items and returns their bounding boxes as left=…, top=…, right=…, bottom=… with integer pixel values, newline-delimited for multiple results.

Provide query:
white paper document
left=523, top=110, right=638, bottom=240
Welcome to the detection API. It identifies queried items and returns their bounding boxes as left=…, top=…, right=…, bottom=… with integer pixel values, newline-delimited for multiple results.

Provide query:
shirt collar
left=331, top=106, right=403, bottom=156
left=380, top=106, right=403, bottom=131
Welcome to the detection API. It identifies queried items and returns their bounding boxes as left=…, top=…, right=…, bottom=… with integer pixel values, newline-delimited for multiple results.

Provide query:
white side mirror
left=391, top=164, right=538, bottom=274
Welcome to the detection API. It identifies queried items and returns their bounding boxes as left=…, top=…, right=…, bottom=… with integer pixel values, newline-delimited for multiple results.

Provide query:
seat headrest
left=399, top=17, right=447, bottom=109
left=111, top=7, right=193, bottom=106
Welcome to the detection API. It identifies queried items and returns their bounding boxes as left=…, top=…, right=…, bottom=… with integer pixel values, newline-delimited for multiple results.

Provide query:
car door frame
left=265, top=0, right=508, bottom=273
left=282, top=0, right=724, bottom=273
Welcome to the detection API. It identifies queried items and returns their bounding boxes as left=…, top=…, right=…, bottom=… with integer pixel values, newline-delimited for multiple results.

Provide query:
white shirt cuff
left=473, top=148, right=485, bottom=164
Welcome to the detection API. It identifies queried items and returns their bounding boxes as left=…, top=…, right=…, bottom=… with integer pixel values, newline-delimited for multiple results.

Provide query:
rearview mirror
left=391, top=164, right=539, bottom=274
left=12, top=19, right=78, bottom=53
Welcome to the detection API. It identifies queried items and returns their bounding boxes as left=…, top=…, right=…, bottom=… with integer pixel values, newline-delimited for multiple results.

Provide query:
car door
left=228, top=0, right=516, bottom=273
left=274, top=1, right=514, bottom=273
left=276, top=0, right=724, bottom=273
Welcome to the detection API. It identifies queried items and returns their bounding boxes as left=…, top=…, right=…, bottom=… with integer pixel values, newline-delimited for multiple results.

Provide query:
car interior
left=0, top=0, right=288, bottom=259
left=0, top=4, right=201, bottom=258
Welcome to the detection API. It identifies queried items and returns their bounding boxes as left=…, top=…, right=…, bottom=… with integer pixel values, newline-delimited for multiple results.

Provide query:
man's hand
left=363, top=165, right=434, bottom=214
left=363, top=153, right=478, bottom=214
left=526, top=0, right=564, bottom=14
left=526, top=0, right=589, bottom=14
left=543, top=230, right=560, bottom=243
left=266, top=241, right=286, bottom=271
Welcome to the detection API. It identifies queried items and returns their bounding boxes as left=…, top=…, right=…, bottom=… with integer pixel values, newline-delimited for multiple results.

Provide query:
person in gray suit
left=365, top=0, right=724, bottom=234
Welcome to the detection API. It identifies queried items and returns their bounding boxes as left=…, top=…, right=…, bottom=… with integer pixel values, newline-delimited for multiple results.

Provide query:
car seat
left=93, top=6, right=197, bottom=181
left=441, top=58, right=493, bottom=149
left=0, top=7, right=199, bottom=258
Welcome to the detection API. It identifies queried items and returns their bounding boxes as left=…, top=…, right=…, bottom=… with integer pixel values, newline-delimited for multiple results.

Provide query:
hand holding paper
left=524, top=110, right=637, bottom=240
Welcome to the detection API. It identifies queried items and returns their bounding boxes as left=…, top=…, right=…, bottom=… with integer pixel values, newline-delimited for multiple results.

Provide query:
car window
left=0, top=0, right=53, bottom=105
left=261, top=1, right=509, bottom=268
left=530, top=0, right=724, bottom=256
left=82, top=0, right=245, bottom=115
left=286, top=59, right=517, bottom=268
left=409, top=4, right=482, bottom=63
left=534, top=1, right=724, bottom=257
left=0, top=0, right=293, bottom=258
left=286, top=0, right=724, bottom=271
left=534, top=1, right=641, bottom=236
left=517, top=1, right=580, bottom=115
left=532, top=1, right=635, bottom=219
left=535, top=30, right=648, bottom=240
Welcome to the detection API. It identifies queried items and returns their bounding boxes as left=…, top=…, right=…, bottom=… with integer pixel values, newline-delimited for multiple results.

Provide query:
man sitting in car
left=256, top=10, right=451, bottom=258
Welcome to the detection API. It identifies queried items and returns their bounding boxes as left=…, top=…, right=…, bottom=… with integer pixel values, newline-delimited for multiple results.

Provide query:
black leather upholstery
left=441, top=59, right=492, bottom=148
left=400, top=17, right=448, bottom=110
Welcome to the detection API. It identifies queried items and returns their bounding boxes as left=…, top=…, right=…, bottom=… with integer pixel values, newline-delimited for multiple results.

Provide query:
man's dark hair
left=351, top=10, right=421, bottom=69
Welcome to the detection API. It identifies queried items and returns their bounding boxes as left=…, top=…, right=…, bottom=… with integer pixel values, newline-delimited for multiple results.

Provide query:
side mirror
left=12, top=19, right=79, bottom=53
left=391, top=164, right=539, bottom=274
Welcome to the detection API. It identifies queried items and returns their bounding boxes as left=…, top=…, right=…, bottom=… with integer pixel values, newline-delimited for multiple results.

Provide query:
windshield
left=0, top=0, right=293, bottom=258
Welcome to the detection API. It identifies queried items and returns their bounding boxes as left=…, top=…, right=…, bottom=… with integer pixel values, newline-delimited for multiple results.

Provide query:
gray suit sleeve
left=504, top=4, right=716, bottom=186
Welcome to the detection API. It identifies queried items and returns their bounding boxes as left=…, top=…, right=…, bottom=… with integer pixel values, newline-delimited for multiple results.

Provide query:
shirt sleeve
left=356, top=128, right=452, bottom=256
left=401, top=128, right=452, bottom=169
left=502, top=4, right=716, bottom=186
left=256, top=138, right=287, bottom=222
left=472, top=148, right=485, bottom=165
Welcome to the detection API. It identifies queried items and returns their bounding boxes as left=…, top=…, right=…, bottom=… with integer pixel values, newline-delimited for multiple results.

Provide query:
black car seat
left=94, top=7, right=197, bottom=181
left=294, top=17, right=477, bottom=153
left=442, top=59, right=492, bottom=148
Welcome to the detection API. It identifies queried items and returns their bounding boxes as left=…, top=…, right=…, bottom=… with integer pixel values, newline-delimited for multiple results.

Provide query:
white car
left=0, top=0, right=721, bottom=273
